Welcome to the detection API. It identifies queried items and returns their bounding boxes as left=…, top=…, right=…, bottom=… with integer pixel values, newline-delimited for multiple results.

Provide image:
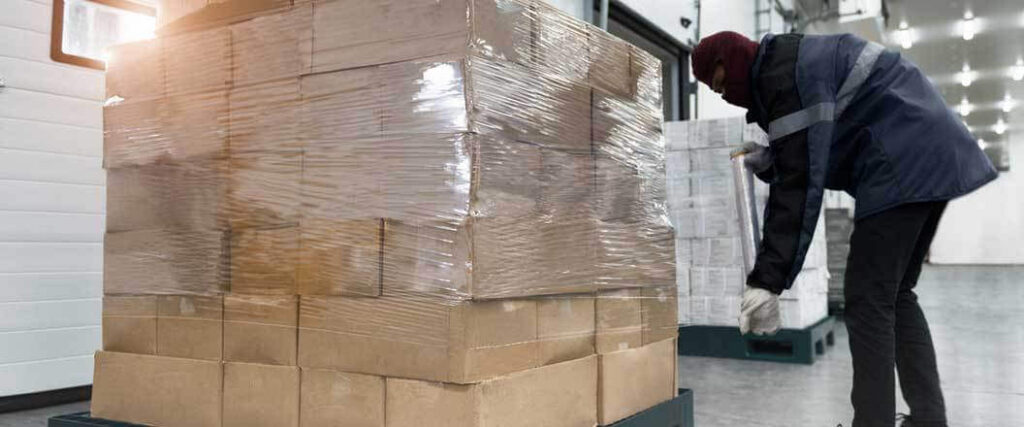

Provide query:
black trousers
left=844, top=201, right=948, bottom=427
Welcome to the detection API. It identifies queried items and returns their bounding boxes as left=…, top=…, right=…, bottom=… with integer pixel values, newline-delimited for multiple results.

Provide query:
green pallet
left=678, top=316, right=837, bottom=364
left=605, top=389, right=695, bottom=427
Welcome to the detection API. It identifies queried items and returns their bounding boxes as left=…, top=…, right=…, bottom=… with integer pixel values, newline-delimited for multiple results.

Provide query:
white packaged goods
left=668, top=117, right=829, bottom=328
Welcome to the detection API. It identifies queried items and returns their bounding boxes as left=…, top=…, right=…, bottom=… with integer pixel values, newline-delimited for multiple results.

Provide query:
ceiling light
left=978, top=138, right=987, bottom=149
left=961, top=13, right=977, bottom=40
left=994, top=118, right=1007, bottom=135
left=960, top=64, right=975, bottom=87
left=958, top=98, right=973, bottom=116
left=1013, top=58, right=1024, bottom=81
left=1002, top=94, right=1016, bottom=113
left=894, top=21, right=913, bottom=49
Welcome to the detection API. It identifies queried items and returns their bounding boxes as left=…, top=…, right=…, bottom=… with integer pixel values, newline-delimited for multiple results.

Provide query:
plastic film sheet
left=103, top=0, right=673, bottom=306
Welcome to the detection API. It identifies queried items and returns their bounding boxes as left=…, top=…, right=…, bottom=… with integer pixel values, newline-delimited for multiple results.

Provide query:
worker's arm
left=745, top=34, right=813, bottom=295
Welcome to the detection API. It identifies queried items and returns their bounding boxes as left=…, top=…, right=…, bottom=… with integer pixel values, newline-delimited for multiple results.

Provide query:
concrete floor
left=681, top=265, right=1024, bottom=427
left=0, top=265, right=1020, bottom=426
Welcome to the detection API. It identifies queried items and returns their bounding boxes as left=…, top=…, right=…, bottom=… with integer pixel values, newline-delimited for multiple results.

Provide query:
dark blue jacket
left=745, top=33, right=997, bottom=293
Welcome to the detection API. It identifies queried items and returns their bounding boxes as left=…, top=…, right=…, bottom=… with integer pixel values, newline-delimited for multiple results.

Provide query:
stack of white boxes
left=666, top=117, right=829, bottom=329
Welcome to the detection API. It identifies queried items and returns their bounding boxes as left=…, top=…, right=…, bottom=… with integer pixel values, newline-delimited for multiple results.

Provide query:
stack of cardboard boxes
left=94, top=1, right=678, bottom=426
left=664, top=117, right=829, bottom=329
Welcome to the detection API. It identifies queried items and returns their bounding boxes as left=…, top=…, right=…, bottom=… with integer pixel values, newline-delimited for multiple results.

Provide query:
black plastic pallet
left=678, top=316, right=837, bottom=364
left=606, top=388, right=694, bottom=427
left=51, top=389, right=696, bottom=427
left=49, top=412, right=144, bottom=427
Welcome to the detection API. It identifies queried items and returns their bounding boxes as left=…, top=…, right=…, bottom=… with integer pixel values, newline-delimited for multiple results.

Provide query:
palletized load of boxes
left=94, top=1, right=678, bottom=426
left=664, top=117, right=830, bottom=329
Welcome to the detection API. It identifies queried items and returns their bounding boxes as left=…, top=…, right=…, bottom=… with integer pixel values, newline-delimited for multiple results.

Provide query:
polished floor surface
left=681, top=265, right=1024, bottom=427
left=0, top=266, right=1020, bottom=426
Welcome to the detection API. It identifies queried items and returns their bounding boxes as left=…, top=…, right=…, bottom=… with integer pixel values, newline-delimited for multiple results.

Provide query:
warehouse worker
left=690, top=31, right=997, bottom=427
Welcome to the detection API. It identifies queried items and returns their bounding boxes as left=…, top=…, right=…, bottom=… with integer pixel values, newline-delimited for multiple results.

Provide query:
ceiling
left=884, top=0, right=1024, bottom=148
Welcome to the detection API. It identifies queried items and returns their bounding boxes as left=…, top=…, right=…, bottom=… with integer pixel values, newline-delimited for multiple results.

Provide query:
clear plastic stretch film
left=103, top=0, right=673, bottom=302
left=730, top=152, right=761, bottom=275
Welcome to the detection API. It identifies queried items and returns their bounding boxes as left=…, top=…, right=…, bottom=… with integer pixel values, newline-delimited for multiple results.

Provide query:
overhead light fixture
left=959, top=63, right=975, bottom=87
left=1013, top=58, right=1024, bottom=81
left=1002, top=94, right=1017, bottom=113
left=896, top=21, right=913, bottom=49
left=961, top=11, right=977, bottom=41
left=994, top=118, right=1007, bottom=135
left=958, top=97, right=973, bottom=116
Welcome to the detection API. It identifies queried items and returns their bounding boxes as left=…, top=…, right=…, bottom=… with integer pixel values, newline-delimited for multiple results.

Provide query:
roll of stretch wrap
left=730, top=153, right=761, bottom=275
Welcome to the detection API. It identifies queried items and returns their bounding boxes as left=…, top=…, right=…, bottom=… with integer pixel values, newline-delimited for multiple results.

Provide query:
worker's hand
left=739, top=285, right=781, bottom=336
left=736, top=142, right=773, bottom=174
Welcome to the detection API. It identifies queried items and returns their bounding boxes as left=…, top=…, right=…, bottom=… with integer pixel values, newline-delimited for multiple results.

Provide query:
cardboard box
left=102, top=296, right=157, bottom=355
left=467, top=57, right=592, bottom=150
left=106, top=39, right=164, bottom=100
left=383, top=216, right=598, bottom=300
left=311, top=0, right=468, bottom=73
left=598, top=338, right=677, bottom=425
left=162, top=90, right=229, bottom=160
left=595, top=219, right=676, bottom=290
left=157, top=295, right=223, bottom=361
left=91, top=351, right=222, bottom=427
left=300, top=66, right=383, bottom=142
left=300, top=140, right=385, bottom=221
left=537, top=295, right=595, bottom=365
left=589, top=30, right=634, bottom=97
left=300, top=368, right=385, bottom=427
left=104, top=229, right=228, bottom=294
left=157, top=0, right=291, bottom=35
left=224, top=363, right=300, bottom=427
left=230, top=5, right=312, bottom=86
left=103, top=98, right=167, bottom=168
left=106, top=160, right=227, bottom=232
left=298, top=295, right=538, bottom=383
left=385, top=355, right=597, bottom=427
left=297, top=218, right=382, bottom=296
left=230, top=225, right=299, bottom=295
left=631, top=44, right=663, bottom=109
left=228, top=79, right=304, bottom=154
left=642, top=286, right=679, bottom=345
left=162, top=25, right=231, bottom=95
left=224, top=295, right=297, bottom=365
left=596, top=289, right=642, bottom=353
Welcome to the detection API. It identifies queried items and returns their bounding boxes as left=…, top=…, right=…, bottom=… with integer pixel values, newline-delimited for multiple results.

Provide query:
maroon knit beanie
left=691, top=31, right=759, bottom=109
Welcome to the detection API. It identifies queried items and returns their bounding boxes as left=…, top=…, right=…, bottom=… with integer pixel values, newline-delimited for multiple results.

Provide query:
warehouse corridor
left=679, top=265, right=1024, bottom=427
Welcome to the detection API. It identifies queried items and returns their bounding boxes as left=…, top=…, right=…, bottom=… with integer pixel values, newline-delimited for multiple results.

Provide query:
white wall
left=617, top=0, right=698, bottom=45
left=930, top=137, right=1024, bottom=264
left=0, top=0, right=105, bottom=396
left=545, top=0, right=586, bottom=20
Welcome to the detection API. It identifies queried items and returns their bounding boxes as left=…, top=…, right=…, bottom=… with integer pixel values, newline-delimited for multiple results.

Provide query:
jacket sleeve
left=746, top=34, right=814, bottom=295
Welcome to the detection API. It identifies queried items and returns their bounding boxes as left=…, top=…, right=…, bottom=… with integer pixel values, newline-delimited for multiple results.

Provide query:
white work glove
left=739, top=285, right=781, bottom=336
left=733, top=142, right=773, bottom=175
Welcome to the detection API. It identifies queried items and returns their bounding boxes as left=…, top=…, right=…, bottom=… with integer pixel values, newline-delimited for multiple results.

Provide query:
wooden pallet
left=678, top=316, right=837, bottom=364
